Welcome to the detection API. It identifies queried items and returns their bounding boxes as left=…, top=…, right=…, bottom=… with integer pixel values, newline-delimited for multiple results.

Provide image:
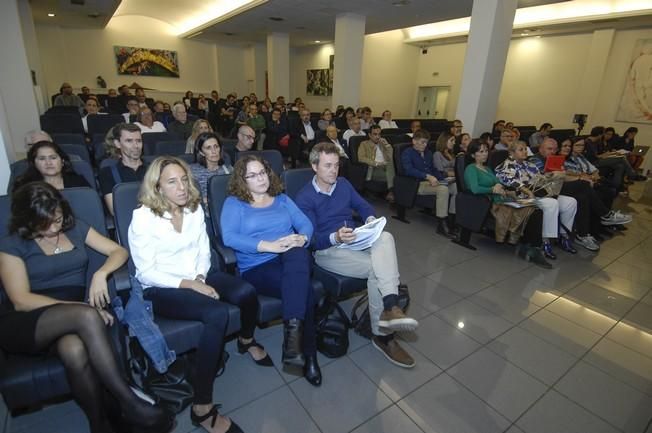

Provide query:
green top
left=247, top=114, right=266, bottom=133
left=464, top=164, right=505, bottom=203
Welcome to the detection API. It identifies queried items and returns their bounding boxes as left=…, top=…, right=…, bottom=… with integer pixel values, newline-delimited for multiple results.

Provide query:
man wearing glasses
left=236, top=125, right=256, bottom=153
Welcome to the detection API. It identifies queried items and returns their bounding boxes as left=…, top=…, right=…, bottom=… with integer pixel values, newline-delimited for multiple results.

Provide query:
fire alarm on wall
left=421, top=48, right=428, bottom=54
left=432, top=72, right=439, bottom=77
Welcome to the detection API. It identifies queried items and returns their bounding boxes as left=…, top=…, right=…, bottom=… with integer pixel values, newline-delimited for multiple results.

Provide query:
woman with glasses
left=220, top=155, right=321, bottom=387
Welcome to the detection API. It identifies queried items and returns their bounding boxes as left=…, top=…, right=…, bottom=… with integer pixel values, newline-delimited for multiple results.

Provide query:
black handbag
left=315, top=297, right=351, bottom=358
left=350, top=284, right=411, bottom=339
left=128, top=339, right=194, bottom=414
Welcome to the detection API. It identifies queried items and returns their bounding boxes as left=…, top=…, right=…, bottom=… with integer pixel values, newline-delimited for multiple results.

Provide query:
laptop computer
left=544, top=155, right=565, bottom=172
left=632, top=146, right=649, bottom=156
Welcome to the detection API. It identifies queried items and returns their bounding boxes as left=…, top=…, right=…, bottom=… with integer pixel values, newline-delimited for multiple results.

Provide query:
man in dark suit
left=288, top=109, right=316, bottom=168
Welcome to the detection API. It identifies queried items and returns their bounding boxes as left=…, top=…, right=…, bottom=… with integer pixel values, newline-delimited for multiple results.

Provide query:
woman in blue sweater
left=220, top=155, right=321, bottom=386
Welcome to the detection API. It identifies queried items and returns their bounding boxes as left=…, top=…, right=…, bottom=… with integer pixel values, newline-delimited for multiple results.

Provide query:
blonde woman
left=185, top=119, right=213, bottom=154
left=128, top=156, right=260, bottom=433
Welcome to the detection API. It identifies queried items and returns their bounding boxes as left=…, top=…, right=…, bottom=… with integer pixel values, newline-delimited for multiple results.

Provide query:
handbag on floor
left=315, top=296, right=351, bottom=358
left=350, top=284, right=411, bottom=339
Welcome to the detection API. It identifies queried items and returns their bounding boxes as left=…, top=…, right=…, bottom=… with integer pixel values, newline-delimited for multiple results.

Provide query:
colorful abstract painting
left=114, top=46, right=180, bottom=77
left=306, top=69, right=331, bottom=96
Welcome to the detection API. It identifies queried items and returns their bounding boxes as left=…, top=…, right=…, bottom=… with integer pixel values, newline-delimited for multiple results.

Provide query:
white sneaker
left=601, top=211, right=632, bottom=226
left=575, top=235, right=600, bottom=251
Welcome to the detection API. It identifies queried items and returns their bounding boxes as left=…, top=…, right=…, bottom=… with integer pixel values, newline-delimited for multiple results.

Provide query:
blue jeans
left=242, top=247, right=316, bottom=355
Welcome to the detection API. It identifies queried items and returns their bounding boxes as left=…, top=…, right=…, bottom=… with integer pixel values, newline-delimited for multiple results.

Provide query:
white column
left=267, top=32, right=290, bottom=99
left=18, top=0, right=48, bottom=112
left=0, top=0, right=40, bottom=160
left=456, top=0, right=517, bottom=137
left=332, top=13, right=366, bottom=109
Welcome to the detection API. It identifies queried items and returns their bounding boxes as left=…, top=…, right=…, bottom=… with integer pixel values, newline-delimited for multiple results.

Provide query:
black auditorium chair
left=0, top=187, right=122, bottom=412
left=236, top=150, right=284, bottom=176
left=488, top=149, right=509, bottom=171
left=281, top=169, right=368, bottom=299
left=142, top=132, right=178, bottom=152
left=221, top=139, right=237, bottom=164
left=391, top=142, right=436, bottom=224
left=207, top=175, right=326, bottom=323
left=87, top=114, right=125, bottom=136
left=52, top=133, right=85, bottom=146
left=452, top=155, right=492, bottom=250
left=143, top=154, right=193, bottom=165
left=111, top=182, right=242, bottom=353
left=40, top=113, right=84, bottom=135
left=59, top=143, right=91, bottom=164
left=151, top=140, right=186, bottom=157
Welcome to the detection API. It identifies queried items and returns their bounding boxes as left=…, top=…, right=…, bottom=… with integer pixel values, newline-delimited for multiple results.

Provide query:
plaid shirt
left=564, top=154, right=598, bottom=175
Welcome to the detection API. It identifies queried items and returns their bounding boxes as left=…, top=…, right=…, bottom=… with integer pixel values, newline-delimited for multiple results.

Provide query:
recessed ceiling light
left=269, top=16, right=284, bottom=21
left=47, top=13, right=55, bottom=17
left=314, top=40, right=321, bottom=43
left=520, top=32, right=529, bottom=36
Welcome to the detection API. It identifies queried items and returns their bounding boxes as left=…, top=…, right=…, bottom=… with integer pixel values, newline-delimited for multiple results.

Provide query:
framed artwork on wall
left=114, top=46, right=180, bottom=77
left=616, top=39, right=652, bottom=124
left=306, top=69, right=332, bottom=96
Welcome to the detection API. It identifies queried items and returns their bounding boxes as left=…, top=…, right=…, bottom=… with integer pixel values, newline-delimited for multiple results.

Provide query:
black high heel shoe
left=191, top=404, right=244, bottom=433
left=237, top=338, right=273, bottom=367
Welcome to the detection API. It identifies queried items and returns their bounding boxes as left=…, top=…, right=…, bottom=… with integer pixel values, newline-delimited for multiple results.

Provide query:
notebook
left=632, top=146, right=649, bottom=156
left=544, top=155, right=565, bottom=172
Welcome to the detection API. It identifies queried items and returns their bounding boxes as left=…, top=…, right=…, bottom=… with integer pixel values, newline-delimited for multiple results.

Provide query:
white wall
left=216, top=42, right=248, bottom=96
left=290, top=43, right=334, bottom=112
left=35, top=15, right=219, bottom=99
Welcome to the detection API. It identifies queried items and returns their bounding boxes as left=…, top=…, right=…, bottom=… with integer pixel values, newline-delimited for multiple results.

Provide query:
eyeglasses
left=244, top=169, right=267, bottom=180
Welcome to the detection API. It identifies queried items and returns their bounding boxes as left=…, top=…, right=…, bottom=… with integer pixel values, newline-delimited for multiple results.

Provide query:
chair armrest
left=393, top=175, right=419, bottom=208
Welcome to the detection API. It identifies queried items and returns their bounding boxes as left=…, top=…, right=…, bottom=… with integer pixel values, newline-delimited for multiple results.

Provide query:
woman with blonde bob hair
left=128, top=156, right=261, bottom=433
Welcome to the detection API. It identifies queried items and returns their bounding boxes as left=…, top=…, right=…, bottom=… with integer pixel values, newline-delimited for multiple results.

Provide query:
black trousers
left=560, top=180, right=608, bottom=236
left=522, top=208, right=544, bottom=247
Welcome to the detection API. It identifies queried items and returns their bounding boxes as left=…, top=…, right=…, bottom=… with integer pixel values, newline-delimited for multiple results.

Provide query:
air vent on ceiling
left=269, top=16, right=284, bottom=21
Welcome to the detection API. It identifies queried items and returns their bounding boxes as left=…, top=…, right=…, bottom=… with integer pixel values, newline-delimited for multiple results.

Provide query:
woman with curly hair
left=220, top=155, right=321, bottom=386
left=128, top=156, right=257, bottom=433
left=12, top=141, right=89, bottom=192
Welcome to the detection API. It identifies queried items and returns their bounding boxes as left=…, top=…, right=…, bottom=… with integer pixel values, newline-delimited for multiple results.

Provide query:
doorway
left=415, top=86, right=450, bottom=119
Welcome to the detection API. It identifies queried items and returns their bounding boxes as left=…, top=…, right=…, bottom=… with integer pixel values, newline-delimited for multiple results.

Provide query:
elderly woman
left=0, top=182, right=172, bottom=433
left=495, top=140, right=577, bottom=259
left=378, top=110, right=398, bottom=130
left=464, top=142, right=550, bottom=268
left=220, top=155, right=321, bottom=386
left=185, top=118, right=213, bottom=154
left=190, top=132, right=233, bottom=202
left=13, top=141, right=89, bottom=192
left=134, top=107, right=167, bottom=134
left=129, top=156, right=259, bottom=433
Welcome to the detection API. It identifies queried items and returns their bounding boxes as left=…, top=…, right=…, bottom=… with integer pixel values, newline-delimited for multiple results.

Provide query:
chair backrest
left=488, top=149, right=509, bottom=171
left=207, top=174, right=232, bottom=242
left=142, top=132, right=177, bottom=150
left=71, top=160, right=97, bottom=191
left=59, top=143, right=91, bottom=163
left=281, top=168, right=314, bottom=200
left=143, top=154, right=193, bottom=165
left=152, top=140, right=186, bottom=156
left=52, top=133, right=85, bottom=146
left=348, top=135, right=367, bottom=164
left=221, top=139, right=237, bottom=164
left=393, top=143, right=413, bottom=176
left=46, top=105, right=81, bottom=116
left=454, top=154, right=468, bottom=193
left=236, top=150, right=284, bottom=175
left=111, top=182, right=142, bottom=274
left=548, top=129, right=576, bottom=144
left=87, top=114, right=124, bottom=136
left=8, top=160, right=29, bottom=188
left=40, top=113, right=84, bottom=134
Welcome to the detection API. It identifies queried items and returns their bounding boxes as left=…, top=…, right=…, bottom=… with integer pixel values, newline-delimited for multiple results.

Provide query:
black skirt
left=0, top=305, right=54, bottom=354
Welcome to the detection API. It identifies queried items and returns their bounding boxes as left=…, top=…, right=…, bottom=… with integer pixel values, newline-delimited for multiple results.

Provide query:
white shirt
left=135, top=121, right=167, bottom=133
left=343, top=129, right=366, bottom=144
left=303, top=122, right=315, bottom=141
left=82, top=113, right=107, bottom=133
left=378, top=119, right=398, bottom=129
left=122, top=112, right=132, bottom=123
left=360, top=119, right=375, bottom=130
left=374, top=145, right=385, bottom=163
left=128, top=205, right=211, bottom=289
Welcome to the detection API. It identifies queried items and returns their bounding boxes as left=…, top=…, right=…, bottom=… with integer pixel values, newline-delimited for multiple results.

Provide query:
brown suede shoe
left=378, top=306, right=418, bottom=332
left=372, top=336, right=416, bottom=368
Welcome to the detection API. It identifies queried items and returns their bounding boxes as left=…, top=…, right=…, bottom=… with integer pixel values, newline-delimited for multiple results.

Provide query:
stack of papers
left=337, top=217, right=387, bottom=251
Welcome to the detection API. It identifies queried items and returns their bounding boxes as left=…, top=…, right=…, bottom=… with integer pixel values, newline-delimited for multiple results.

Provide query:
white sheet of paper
left=337, top=217, right=387, bottom=251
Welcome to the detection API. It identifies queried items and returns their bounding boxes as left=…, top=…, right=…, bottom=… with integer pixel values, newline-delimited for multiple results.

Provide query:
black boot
left=283, top=319, right=305, bottom=367
left=436, top=217, right=454, bottom=238
left=447, top=214, right=458, bottom=236
left=304, top=354, right=322, bottom=387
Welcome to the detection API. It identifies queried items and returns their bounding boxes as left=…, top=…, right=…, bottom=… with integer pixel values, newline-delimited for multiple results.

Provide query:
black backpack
left=350, top=284, right=410, bottom=339
left=315, top=296, right=351, bottom=358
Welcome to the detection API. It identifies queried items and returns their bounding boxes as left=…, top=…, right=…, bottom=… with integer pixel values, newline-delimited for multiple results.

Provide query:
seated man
left=407, top=120, right=421, bottom=138
left=529, top=123, right=552, bottom=151
left=81, top=97, right=105, bottom=133
left=235, top=125, right=256, bottom=154
left=295, top=142, right=418, bottom=369
left=98, top=123, right=146, bottom=215
left=122, top=98, right=140, bottom=123
left=494, top=129, right=515, bottom=151
left=342, top=117, right=366, bottom=145
left=378, top=110, right=398, bottom=130
left=360, top=107, right=375, bottom=130
left=167, top=103, right=193, bottom=140
left=289, top=109, right=317, bottom=167
left=401, top=129, right=454, bottom=237
left=54, top=82, right=84, bottom=112
left=134, top=107, right=167, bottom=133
left=24, top=130, right=52, bottom=150
left=358, top=125, right=395, bottom=202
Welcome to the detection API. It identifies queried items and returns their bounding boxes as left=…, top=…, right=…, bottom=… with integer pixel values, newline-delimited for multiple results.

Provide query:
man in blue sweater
left=400, top=129, right=453, bottom=237
left=295, top=142, right=418, bottom=368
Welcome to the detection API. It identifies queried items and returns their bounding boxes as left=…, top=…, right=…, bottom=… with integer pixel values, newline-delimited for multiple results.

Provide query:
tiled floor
left=2, top=181, right=652, bottom=433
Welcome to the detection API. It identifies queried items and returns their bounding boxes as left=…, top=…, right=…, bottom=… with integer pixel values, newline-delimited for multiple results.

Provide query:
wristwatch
left=196, top=275, right=206, bottom=283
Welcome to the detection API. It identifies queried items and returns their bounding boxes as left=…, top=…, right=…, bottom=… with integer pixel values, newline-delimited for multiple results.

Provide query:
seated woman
left=0, top=182, right=172, bottom=433
left=453, top=132, right=471, bottom=155
left=318, top=109, right=336, bottom=131
left=129, top=156, right=259, bottom=433
left=434, top=132, right=456, bottom=177
left=13, top=141, right=90, bottom=192
left=559, top=137, right=631, bottom=243
left=617, top=127, right=644, bottom=171
left=186, top=119, right=213, bottom=154
left=190, top=133, right=234, bottom=203
left=463, top=142, right=551, bottom=268
left=220, top=155, right=321, bottom=386
left=495, top=140, right=577, bottom=259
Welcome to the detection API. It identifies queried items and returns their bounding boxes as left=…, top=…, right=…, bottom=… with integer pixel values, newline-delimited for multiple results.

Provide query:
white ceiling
left=30, top=0, right=568, bottom=46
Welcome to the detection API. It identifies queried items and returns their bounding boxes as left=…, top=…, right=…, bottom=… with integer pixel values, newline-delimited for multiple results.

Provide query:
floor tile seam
left=462, top=291, right=551, bottom=326
left=344, top=403, right=427, bottom=433
left=221, top=380, right=290, bottom=417
left=393, top=403, right=429, bottom=433
left=344, top=349, right=407, bottom=405
left=283, top=382, right=326, bottom=433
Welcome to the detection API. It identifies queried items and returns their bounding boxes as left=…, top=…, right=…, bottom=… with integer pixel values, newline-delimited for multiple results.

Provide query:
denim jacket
left=112, top=276, right=176, bottom=373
